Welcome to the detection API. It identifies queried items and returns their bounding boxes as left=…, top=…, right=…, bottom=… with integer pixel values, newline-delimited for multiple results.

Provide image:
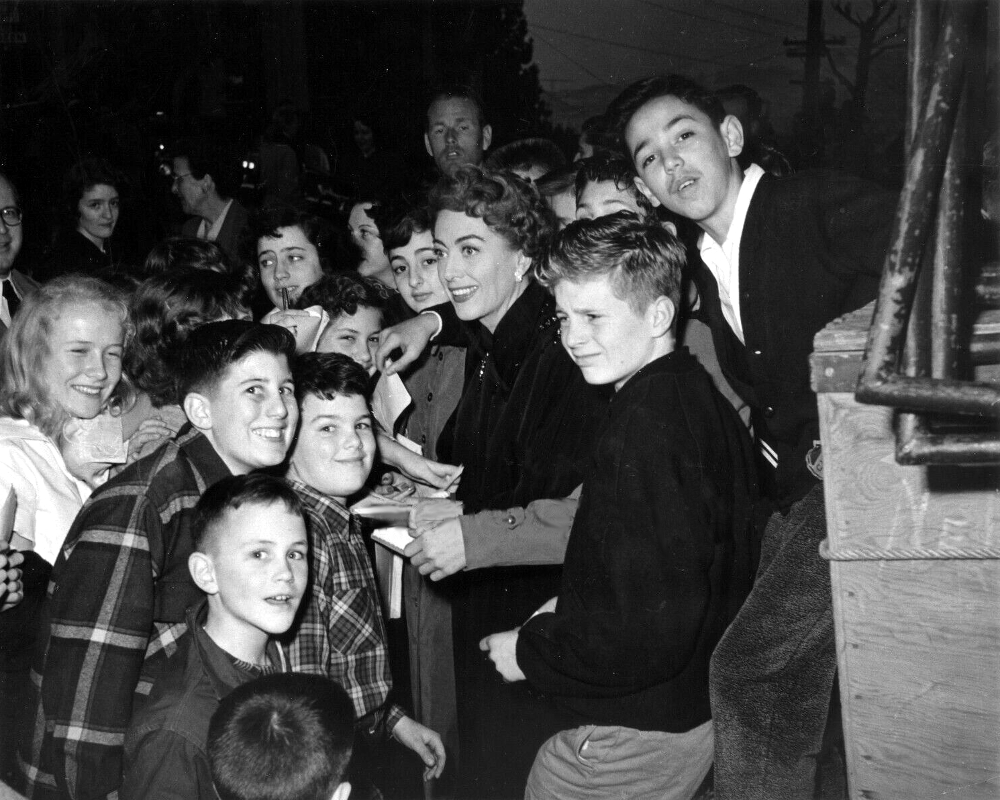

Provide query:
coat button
left=426, top=392, right=433, bottom=402
left=437, top=350, right=444, bottom=361
left=505, top=514, right=516, bottom=526
left=753, top=349, right=762, bottom=356
left=764, top=406, right=775, bottom=418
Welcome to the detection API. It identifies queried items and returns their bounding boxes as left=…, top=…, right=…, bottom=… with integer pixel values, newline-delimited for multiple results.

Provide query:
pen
left=280, top=287, right=289, bottom=311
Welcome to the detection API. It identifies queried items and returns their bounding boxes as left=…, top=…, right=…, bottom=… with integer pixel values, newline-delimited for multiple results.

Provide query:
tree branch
left=825, top=50, right=856, bottom=93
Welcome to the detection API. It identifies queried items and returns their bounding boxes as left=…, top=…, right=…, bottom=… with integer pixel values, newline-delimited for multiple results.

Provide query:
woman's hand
left=375, top=313, right=439, bottom=375
left=373, top=471, right=416, bottom=501
left=125, top=416, right=176, bottom=464
left=390, top=716, right=446, bottom=780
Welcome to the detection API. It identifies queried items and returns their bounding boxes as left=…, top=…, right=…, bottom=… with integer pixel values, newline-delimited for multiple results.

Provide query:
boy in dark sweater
left=481, top=213, right=757, bottom=799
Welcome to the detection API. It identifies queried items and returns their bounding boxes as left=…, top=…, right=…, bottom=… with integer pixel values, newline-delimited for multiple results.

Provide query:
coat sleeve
left=120, top=728, right=214, bottom=800
left=40, top=491, right=159, bottom=800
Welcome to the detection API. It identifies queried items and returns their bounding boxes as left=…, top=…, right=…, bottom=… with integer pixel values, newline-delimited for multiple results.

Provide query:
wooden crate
left=813, top=305, right=1000, bottom=799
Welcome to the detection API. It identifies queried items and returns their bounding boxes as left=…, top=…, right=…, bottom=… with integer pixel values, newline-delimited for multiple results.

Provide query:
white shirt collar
left=197, top=199, right=234, bottom=242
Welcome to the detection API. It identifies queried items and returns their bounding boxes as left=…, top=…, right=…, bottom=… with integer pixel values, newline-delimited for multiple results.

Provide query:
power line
left=532, top=30, right=616, bottom=87
left=700, top=0, right=807, bottom=32
left=531, top=21, right=775, bottom=71
left=633, top=0, right=795, bottom=40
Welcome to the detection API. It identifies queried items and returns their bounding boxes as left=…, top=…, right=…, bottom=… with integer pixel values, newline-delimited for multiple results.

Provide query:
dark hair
left=380, top=202, right=433, bottom=253
left=298, top=272, right=392, bottom=323
left=144, top=237, right=234, bottom=276
left=605, top=75, right=727, bottom=159
left=62, top=158, right=125, bottom=227
left=574, top=156, right=652, bottom=215
left=578, top=115, right=620, bottom=157
left=539, top=212, right=684, bottom=314
left=172, top=137, right=240, bottom=198
left=294, top=351, right=371, bottom=406
left=485, top=138, right=566, bottom=177
left=0, top=172, right=20, bottom=207
left=426, top=83, right=488, bottom=129
left=715, top=84, right=764, bottom=124
left=126, top=268, right=251, bottom=406
left=0, top=275, right=132, bottom=443
left=429, top=166, right=554, bottom=262
left=534, top=163, right=580, bottom=198
left=245, top=205, right=336, bottom=275
left=192, top=473, right=303, bottom=552
left=173, top=320, right=295, bottom=400
left=208, top=673, right=355, bottom=800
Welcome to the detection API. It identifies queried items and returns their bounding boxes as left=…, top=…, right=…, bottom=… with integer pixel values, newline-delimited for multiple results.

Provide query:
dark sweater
left=517, top=348, right=758, bottom=732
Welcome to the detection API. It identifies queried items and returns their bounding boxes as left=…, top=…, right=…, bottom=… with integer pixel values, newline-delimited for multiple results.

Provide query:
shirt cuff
left=385, top=702, right=407, bottom=737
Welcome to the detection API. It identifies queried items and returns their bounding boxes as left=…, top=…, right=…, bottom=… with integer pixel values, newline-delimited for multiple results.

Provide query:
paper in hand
left=0, top=486, right=15, bottom=544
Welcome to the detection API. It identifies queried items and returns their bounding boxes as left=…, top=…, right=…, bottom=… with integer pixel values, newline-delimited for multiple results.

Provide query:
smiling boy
left=284, top=352, right=446, bottom=794
left=121, top=474, right=308, bottom=800
left=24, top=320, right=303, bottom=800
left=481, top=214, right=756, bottom=800
left=606, top=74, right=896, bottom=799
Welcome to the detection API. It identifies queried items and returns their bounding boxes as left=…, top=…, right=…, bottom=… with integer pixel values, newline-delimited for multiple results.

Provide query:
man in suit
left=607, top=74, right=896, bottom=800
left=171, top=140, right=249, bottom=264
left=0, top=173, right=39, bottom=335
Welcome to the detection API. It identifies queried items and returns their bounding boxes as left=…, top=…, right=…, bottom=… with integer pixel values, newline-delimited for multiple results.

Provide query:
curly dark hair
left=62, top=158, right=126, bottom=229
left=244, top=205, right=337, bottom=275
left=298, top=272, right=394, bottom=324
left=428, top=166, right=554, bottom=261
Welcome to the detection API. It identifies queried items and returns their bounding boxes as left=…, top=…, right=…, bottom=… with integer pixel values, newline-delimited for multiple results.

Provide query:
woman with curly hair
left=380, top=166, right=607, bottom=798
left=0, top=275, right=130, bottom=781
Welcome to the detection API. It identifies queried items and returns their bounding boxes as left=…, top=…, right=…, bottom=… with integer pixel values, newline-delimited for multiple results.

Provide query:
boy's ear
left=331, top=782, right=351, bottom=800
left=184, top=392, right=214, bottom=432
left=423, top=133, right=434, bottom=158
left=633, top=176, right=662, bottom=208
left=481, top=124, right=493, bottom=153
left=649, top=295, right=676, bottom=338
left=188, top=551, right=219, bottom=595
left=720, top=115, right=744, bottom=158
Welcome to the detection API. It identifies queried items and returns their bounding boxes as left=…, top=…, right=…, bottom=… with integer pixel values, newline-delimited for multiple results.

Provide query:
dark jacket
left=693, top=170, right=895, bottom=509
left=435, top=281, right=608, bottom=797
left=121, top=601, right=286, bottom=800
left=517, top=349, right=758, bottom=732
left=37, top=231, right=117, bottom=282
left=180, top=198, right=249, bottom=264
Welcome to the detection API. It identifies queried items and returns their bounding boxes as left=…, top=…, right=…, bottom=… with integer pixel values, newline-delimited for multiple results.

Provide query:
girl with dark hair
left=38, top=159, right=127, bottom=281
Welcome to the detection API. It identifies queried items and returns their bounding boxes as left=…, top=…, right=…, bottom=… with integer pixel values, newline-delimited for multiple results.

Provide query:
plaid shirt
left=285, top=479, right=405, bottom=735
left=22, top=426, right=231, bottom=800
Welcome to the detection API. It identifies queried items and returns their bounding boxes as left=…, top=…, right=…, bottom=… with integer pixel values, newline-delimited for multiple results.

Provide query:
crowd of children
left=0, top=72, right=898, bottom=800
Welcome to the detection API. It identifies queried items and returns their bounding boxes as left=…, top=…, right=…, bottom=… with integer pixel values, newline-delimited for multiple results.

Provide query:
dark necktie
left=2, top=280, right=19, bottom=319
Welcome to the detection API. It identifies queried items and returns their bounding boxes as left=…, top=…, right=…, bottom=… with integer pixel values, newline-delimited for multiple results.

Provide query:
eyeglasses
left=172, top=172, right=193, bottom=186
left=0, top=207, right=22, bottom=227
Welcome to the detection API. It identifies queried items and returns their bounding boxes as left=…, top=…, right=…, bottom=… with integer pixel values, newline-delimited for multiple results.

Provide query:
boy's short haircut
left=485, top=138, right=567, bottom=177
left=208, top=673, right=355, bottom=800
left=173, top=319, right=296, bottom=400
left=192, top=473, right=304, bottom=553
left=574, top=156, right=653, bottom=215
left=605, top=74, right=727, bottom=159
left=534, top=163, right=580, bottom=199
left=298, top=272, right=394, bottom=325
left=579, top=114, right=620, bottom=156
left=293, top=351, right=371, bottom=406
left=426, top=83, right=488, bottom=128
left=379, top=202, right=433, bottom=253
left=538, top=212, right=684, bottom=314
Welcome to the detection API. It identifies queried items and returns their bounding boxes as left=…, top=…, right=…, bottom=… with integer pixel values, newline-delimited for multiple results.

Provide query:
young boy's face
left=390, top=230, right=449, bottom=313
left=196, top=502, right=308, bottom=638
left=554, top=273, right=669, bottom=391
left=290, top=392, right=375, bottom=504
left=196, top=351, right=298, bottom=475
left=316, top=307, right=382, bottom=374
left=625, top=94, right=743, bottom=237
left=576, top=180, right=644, bottom=221
left=546, top=190, right=577, bottom=230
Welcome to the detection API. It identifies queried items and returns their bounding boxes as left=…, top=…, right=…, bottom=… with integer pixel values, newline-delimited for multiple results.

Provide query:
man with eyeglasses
left=170, top=139, right=248, bottom=264
left=0, top=173, right=38, bottom=335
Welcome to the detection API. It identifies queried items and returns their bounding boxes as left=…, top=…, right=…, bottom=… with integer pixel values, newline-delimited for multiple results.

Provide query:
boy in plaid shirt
left=285, top=352, right=445, bottom=794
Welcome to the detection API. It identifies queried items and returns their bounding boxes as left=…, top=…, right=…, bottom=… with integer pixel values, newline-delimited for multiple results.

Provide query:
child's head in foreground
left=188, top=474, right=308, bottom=659
left=538, top=212, right=684, bottom=390
left=208, top=672, right=355, bottom=800
left=289, top=352, right=375, bottom=505
left=381, top=203, right=449, bottom=314
left=175, top=320, right=298, bottom=475
left=299, top=274, right=392, bottom=374
left=574, top=156, right=652, bottom=221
